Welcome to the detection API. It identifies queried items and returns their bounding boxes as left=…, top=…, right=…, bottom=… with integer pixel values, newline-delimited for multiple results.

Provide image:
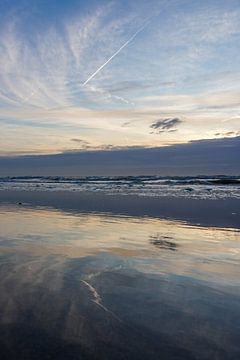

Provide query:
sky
left=0, top=0, right=240, bottom=157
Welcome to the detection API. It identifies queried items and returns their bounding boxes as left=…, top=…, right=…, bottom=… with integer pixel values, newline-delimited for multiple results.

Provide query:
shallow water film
left=0, top=205, right=239, bottom=360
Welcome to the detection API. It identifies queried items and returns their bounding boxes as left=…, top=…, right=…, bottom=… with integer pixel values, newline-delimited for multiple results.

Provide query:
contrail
left=82, top=20, right=150, bottom=86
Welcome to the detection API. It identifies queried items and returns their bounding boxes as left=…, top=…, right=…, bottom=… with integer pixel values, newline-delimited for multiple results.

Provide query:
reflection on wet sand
left=0, top=204, right=239, bottom=359
left=150, top=234, right=179, bottom=251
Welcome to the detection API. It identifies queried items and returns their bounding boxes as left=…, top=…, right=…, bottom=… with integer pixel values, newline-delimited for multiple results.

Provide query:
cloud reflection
left=0, top=204, right=239, bottom=359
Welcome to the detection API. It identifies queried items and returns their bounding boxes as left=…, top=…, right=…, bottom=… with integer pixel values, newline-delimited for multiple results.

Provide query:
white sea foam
left=0, top=176, right=239, bottom=200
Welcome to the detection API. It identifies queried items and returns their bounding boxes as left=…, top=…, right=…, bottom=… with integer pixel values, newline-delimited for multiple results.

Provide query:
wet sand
left=0, top=190, right=239, bottom=228
left=0, top=196, right=239, bottom=359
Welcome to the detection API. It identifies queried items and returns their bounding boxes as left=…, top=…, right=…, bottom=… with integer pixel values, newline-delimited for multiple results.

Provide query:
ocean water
left=0, top=204, right=239, bottom=359
left=0, top=175, right=240, bottom=199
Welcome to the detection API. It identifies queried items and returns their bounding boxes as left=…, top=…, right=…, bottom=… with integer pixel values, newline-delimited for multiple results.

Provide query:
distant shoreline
left=0, top=190, right=239, bottom=229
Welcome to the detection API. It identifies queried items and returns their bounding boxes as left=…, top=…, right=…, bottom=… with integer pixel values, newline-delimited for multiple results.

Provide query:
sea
left=0, top=175, right=239, bottom=199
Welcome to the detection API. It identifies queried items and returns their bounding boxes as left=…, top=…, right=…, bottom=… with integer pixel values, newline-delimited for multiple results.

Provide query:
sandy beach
left=0, top=191, right=239, bottom=359
left=0, top=190, right=239, bottom=228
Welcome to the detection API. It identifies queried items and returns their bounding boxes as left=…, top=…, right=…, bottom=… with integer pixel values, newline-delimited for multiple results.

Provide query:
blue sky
left=0, top=0, right=239, bottom=155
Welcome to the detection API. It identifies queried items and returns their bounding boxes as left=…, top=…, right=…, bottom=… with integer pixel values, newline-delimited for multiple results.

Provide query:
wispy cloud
left=139, top=90, right=240, bottom=113
left=0, top=0, right=239, bottom=156
left=0, top=3, right=144, bottom=110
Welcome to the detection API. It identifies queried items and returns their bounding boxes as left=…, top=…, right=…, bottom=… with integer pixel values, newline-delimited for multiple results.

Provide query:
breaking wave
left=0, top=175, right=239, bottom=199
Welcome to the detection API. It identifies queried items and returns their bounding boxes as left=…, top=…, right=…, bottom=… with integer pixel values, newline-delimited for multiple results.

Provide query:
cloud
left=70, top=138, right=93, bottom=150
left=71, top=138, right=90, bottom=145
left=214, top=131, right=240, bottom=138
left=85, top=84, right=135, bottom=106
left=140, top=90, right=240, bottom=110
left=0, top=136, right=239, bottom=176
left=65, top=144, right=145, bottom=153
left=121, top=121, right=132, bottom=127
left=0, top=1, right=239, bottom=156
left=150, top=117, right=182, bottom=134
left=170, top=9, right=240, bottom=44
left=103, top=80, right=176, bottom=94
left=0, top=3, right=144, bottom=110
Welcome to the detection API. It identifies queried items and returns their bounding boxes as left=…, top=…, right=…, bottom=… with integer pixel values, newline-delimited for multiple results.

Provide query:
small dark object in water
left=184, top=187, right=193, bottom=192
left=18, top=202, right=22, bottom=205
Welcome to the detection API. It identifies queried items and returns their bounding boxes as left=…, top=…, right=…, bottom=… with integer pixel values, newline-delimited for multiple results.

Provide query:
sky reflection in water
left=0, top=205, right=239, bottom=359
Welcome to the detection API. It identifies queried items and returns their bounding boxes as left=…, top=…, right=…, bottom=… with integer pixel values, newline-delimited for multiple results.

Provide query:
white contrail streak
left=82, top=21, right=149, bottom=86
